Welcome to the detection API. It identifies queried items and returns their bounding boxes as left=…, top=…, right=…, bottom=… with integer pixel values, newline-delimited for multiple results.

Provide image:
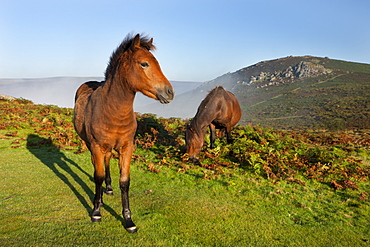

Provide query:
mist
left=0, top=77, right=202, bottom=118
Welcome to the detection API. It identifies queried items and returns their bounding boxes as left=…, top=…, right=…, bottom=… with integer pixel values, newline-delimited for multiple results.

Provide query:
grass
left=1, top=99, right=369, bottom=246
left=1, top=130, right=370, bottom=246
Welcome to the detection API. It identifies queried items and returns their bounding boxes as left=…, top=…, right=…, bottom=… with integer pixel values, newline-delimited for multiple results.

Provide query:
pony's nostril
left=167, top=87, right=174, bottom=98
left=157, top=86, right=174, bottom=104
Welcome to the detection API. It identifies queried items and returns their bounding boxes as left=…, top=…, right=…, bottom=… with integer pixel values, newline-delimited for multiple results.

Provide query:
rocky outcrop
left=0, top=94, right=16, bottom=101
left=292, top=61, right=331, bottom=78
left=237, top=61, right=332, bottom=88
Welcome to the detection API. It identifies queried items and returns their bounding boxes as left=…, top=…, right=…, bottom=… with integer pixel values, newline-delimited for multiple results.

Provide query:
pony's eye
left=140, top=62, right=149, bottom=68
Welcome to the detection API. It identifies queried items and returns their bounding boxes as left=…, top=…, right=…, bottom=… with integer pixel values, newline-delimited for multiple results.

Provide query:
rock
left=0, top=94, right=16, bottom=101
left=245, top=60, right=332, bottom=88
left=294, top=61, right=331, bottom=78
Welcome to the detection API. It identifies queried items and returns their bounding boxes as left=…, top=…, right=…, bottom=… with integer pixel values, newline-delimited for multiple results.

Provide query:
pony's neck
left=101, top=76, right=136, bottom=112
left=190, top=117, right=208, bottom=136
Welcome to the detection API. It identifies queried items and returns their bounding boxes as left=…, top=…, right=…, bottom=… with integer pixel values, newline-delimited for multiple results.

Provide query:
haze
left=0, top=1, right=369, bottom=117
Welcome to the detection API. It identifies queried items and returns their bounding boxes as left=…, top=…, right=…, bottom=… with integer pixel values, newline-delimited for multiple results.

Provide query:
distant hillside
left=0, top=77, right=103, bottom=108
left=147, top=56, right=370, bottom=130
left=230, top=56, right=370, bottom=130
left=2, top=56, right=369, bottom=130
left=0, top=77, right=201, bottom=110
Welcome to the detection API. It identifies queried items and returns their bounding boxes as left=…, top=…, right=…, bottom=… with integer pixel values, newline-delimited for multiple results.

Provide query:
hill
left=145, top=56, right=370, bottom=130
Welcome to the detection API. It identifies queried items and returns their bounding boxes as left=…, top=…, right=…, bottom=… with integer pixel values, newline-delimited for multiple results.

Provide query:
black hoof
left=91, top=216, right=102, bottom=222
left=91, top=209, right=102, bottom=222
left=189, top=157, right=201, bottom=165
left=125, top=225, right=137, bottom=233
left=124, top=219, right=137, bottom=233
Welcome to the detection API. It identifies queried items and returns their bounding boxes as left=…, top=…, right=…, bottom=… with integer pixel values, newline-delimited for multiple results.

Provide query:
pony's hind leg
left=91, top=146, right=106, bottom=222
left=104, top=151, right=113, bottom=195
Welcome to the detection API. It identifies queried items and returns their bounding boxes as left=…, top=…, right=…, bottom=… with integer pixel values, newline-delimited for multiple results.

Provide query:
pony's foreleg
left=90, top=146, right=106, bottom=222
left=225, top=126, right=233, bottom=144
left=209, top=124, right=216, bottom=149
left=118, top=143, right=137, bottom=233
left=104, top=151, right=113, bottom=195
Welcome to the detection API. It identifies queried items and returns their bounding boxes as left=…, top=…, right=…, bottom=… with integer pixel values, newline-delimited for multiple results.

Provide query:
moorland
left=1, top=96, right=369, bottom=246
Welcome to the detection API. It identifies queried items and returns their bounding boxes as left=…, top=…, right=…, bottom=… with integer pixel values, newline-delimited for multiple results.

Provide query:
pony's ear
left=131, top=34, right=141, bottom=50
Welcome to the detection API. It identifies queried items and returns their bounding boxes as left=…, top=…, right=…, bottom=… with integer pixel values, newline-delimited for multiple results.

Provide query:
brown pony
left=73, top=33, right=174, bottom=233
left=185, top=86, right=241, bottom=163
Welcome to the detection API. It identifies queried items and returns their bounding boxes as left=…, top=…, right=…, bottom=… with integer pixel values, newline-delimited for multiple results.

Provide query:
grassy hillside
left=1, top=98, right=370, bottom=245
left=154, top=56, right=370, bottom=129
left=213, top=56, right=370, bottom=129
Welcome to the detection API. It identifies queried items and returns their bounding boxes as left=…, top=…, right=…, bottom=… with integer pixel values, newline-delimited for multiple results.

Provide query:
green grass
left=1, top=130, right=370, bottom=246
left=1, top=99, right=369, bottom=246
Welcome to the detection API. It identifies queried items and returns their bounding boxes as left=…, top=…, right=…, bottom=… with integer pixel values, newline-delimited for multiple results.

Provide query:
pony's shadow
left=26, top=134, right=123, bottom=223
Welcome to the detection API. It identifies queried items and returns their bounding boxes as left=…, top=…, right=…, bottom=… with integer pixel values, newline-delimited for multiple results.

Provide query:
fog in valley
left=0, top=77, right=203, bottom=119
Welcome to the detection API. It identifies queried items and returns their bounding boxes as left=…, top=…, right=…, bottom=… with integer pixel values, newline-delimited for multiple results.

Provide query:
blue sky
left=1, top=0, right=369, bottom=82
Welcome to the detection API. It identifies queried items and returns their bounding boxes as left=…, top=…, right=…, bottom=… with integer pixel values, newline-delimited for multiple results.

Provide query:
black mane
left=105, top=33, right=156, bottom=79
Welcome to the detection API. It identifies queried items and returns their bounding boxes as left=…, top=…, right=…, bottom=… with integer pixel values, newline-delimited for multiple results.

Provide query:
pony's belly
left=87, top=123, right=134, bottom=147
left=212, top=120, right=227, bottom=129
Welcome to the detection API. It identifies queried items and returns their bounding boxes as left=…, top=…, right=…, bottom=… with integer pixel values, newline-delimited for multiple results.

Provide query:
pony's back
left=74, top=81, right=104, bottom=102
left=186, top=86, right=241, bottom=163
left=193, top=86, right=240, bottom=127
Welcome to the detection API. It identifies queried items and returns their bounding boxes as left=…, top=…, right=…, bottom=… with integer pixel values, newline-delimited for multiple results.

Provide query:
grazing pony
left=73, top=33, right=174, bottom=233
left=185, top=86, right=241, bottom=163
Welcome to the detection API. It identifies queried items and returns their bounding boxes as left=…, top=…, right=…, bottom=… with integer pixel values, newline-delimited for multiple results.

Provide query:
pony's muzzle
left=157, top=86, right=174, bottom=104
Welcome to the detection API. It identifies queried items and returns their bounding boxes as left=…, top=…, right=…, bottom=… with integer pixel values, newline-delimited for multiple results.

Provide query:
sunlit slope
left=234, top=57, right=370, bottom=129
left=195, top=56, right=370, bottom=129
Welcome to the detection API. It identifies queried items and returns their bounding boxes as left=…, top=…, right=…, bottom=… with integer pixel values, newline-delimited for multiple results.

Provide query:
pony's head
left=106, top=33, right=174, bottom=104
left=185, top=125, right=203, bottom=163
